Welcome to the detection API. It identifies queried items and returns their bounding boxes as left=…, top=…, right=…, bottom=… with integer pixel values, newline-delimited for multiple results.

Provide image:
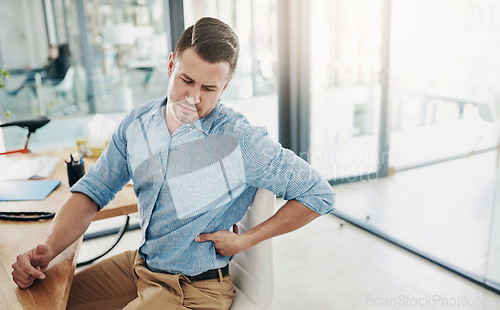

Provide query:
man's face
left=166, top=48, right=231, bottom=126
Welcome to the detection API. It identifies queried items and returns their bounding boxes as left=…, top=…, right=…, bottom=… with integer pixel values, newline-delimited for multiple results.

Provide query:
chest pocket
left=166, top=134, right=246, bottom=219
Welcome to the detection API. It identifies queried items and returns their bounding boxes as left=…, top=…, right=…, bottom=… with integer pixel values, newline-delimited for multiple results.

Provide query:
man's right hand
left=11, top=244, right=52, bottom=289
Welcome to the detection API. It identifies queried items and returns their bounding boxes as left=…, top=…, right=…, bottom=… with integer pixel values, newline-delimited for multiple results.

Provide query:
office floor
left=333, top=150, right=500, bottom=282
left=77, top=203, right=500, bottom=310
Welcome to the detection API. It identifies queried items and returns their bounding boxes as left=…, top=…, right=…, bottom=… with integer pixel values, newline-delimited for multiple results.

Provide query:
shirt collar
left=150, top=95, right=168, bottom=120
left=197, top=100, right=222, bottom=134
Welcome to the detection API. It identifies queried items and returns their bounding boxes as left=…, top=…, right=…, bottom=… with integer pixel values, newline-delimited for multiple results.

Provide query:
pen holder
left=67, top=161, right=85, bottom=187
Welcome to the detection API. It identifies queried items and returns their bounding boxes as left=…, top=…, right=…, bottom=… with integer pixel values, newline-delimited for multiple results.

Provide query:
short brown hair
left=174, top=17, right=240, bottom=75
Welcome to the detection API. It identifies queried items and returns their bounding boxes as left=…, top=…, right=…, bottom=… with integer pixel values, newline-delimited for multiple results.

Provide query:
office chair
left=229, top=188, right=276, bottom=310
left=0, top=117, right=50, bottom=155
left=38, top=66, right=77, bottom=115
left=477, top=101, right=500, bottom=144
left=477, top=101, right=500, bottom=124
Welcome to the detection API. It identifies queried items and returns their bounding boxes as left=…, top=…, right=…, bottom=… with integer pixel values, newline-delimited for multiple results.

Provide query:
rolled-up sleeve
left=70, top=118, right=131, bottom=210
left=239, top=125, right=335, bottom=215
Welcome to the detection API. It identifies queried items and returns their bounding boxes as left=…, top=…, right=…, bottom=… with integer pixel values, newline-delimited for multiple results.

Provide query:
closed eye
left=180, top=77, right=193, bottom=84
left=179, top=74, right=216, bottom=91
left=203, top=86, right=216, bottom=92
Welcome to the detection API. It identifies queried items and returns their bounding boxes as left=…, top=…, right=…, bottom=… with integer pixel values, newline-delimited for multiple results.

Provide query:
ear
left=167, top=52, right=175, bottom=77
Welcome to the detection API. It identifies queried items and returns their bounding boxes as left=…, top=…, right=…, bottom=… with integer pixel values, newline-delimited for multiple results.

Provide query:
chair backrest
left=477, top=102, right=497, bottom=123
left=50, top=66, right=75, bottom=93
left=229, top=188, right=275, bottom=310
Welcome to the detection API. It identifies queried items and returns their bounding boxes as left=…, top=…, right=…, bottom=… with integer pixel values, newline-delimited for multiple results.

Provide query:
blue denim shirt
left=71, top=96, right=335, bottom=276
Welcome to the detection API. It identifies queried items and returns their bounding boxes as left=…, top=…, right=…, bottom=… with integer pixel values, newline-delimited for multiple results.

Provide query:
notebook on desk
left=0, top=180, right=61, bottom=201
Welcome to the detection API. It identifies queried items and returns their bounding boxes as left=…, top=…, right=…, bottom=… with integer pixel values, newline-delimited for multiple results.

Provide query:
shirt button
left=159, top=169, right=163, bottom=173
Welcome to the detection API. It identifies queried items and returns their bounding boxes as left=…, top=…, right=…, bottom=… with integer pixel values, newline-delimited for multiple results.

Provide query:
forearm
left=44, top=192, right=98, bottom=261
left=242, top=199, right=320, bottom=249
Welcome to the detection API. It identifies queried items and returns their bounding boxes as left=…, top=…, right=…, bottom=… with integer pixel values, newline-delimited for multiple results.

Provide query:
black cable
left=76, top=215, right=130, bottom=267
left=0, top=211, right=55, bottom=222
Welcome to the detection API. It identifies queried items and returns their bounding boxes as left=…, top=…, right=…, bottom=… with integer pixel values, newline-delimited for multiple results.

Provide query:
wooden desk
left=0, top=149, right=138, bottom=309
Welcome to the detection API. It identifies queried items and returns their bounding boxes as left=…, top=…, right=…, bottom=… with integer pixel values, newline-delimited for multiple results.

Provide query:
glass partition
left=332, top=0, right=500, bottom=294
left=0, top=0, right=49, bottom=121
left=0, top=0, right=170, bottom=151
left=385, top=0, right=500, bottom=281
left=184, top=0, right=279, bottom=140
left=309, top=0, right=384, bottom=181
left=389, top=0, right=500, bottom=169
left=78, top=0, right=170, bottom=113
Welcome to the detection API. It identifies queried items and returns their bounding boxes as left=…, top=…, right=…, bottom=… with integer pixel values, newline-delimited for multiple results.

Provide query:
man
left=12, top=17, right=335, bottom=309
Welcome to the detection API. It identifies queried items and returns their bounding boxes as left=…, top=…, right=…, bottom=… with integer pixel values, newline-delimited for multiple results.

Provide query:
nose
left=186, top=89, right=201, bottom=105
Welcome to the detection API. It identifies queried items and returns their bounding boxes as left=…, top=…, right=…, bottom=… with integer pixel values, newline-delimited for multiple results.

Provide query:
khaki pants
left=67, top=250, right=235, bottom=309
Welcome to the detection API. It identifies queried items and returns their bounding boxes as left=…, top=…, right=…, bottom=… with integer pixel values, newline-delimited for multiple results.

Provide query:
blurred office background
left=0, top=0, right=500, bottom=307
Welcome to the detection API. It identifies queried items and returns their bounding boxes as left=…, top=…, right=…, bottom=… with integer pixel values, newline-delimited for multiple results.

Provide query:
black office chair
left=0, top=117, right=50, bottom=155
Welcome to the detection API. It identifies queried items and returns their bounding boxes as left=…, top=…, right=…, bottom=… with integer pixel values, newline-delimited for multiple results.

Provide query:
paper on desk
left=0, top=156, right=59, bottom=181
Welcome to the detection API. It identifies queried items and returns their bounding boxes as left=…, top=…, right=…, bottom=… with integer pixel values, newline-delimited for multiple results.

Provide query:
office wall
left=0, top=0, right=48, bottom=69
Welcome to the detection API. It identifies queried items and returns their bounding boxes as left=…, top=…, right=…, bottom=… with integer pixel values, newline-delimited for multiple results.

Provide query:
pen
left=70, top=154, right=75, bottom=165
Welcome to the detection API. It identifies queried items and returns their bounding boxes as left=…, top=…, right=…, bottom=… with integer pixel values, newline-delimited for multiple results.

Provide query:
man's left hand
left=194, top=224, right=250, bottom=256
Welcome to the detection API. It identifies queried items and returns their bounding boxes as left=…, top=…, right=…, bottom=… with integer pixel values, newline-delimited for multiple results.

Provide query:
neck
left=165, top=109, right=182, bottom=135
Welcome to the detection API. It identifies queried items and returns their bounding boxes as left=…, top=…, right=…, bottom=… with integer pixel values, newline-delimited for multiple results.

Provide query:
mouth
left=179, top=103, right=197, bottom=113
